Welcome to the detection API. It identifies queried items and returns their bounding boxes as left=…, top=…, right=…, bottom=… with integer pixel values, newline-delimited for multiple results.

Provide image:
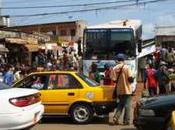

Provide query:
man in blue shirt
left=3, top=65, right=14, bottom=86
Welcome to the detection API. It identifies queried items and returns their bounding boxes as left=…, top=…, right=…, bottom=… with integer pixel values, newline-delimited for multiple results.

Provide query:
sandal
left=113, top=117, right=120, bottom=125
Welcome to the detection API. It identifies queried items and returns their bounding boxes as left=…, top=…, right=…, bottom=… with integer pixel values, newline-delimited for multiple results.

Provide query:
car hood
left=140, top=94, right=175, bottom=109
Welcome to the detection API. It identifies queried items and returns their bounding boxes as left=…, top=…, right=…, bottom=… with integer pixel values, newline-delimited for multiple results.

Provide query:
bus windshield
left=84, top=28, right=135, bottom=60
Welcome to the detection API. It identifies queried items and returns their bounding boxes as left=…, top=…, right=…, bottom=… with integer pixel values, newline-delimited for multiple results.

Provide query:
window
left=84, top=28, right=136, bottom=59
left=76, top=73, right=99, bottom=87
left=60, top=30, right=67, bottom=36
left=70, top=29, right=76, bottom=36
left=14, top=75, right=49, bottom=90
left=48, top=74, right=82, bottom=89
left=14, top=74, right=82, bottom=90
left=31, top=75, right=48, bottom=90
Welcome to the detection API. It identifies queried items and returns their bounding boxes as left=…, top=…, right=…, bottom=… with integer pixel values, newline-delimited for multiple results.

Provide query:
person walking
left=3, top=65, right=14, bottom=86
left=138, top=57, right=146, bottom=82
left=14, top=67, right=21, bottom=83
left=110, top=53, right=133, bottom=125
left=144, top=63, right=158, bottom=96
left=165, top=47, right=175, bottom=68
left=155, top=61, right=170, bottom=95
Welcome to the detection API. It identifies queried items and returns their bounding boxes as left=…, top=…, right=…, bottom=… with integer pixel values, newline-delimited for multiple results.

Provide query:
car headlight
left=139, top=109, right=155, bottom=116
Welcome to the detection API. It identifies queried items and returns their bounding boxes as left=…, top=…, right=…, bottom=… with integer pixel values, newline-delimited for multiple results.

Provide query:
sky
left=1, top=0, right=175, bottom=39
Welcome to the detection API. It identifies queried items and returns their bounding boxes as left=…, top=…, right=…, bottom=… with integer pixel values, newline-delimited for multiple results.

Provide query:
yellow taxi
left=13, top=71, right=116, bottom=124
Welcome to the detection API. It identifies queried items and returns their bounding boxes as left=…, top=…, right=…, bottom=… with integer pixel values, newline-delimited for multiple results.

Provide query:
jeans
left=114, top=95, right=132, bottom=124
left=148, top=87, right=157, bottom=96
left=159, top=84, right=166, bottom=95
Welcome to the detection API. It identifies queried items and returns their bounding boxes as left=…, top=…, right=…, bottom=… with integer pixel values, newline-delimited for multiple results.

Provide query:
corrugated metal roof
left=155, top=26, right=175, bottom=36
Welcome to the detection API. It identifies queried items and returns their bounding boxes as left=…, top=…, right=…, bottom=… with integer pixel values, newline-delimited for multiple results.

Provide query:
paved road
left=31, top=83, right=143, bottom=130
left=31, top=116, right=136, bottom=130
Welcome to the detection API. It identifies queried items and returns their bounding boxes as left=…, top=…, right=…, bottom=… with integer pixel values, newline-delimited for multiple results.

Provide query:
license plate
left=33, top=112, right=40, bottom=123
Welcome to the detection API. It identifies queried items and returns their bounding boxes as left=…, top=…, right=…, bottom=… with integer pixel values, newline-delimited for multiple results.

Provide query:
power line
left=1, top=0, right=135, bottom=9
left=7, top=0, right=172, bottom=18
left=2, top=0, right=73, bottom=5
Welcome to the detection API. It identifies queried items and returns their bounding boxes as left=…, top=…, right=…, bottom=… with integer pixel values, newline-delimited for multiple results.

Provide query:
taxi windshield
left=76, top=73, right=99, bottom=87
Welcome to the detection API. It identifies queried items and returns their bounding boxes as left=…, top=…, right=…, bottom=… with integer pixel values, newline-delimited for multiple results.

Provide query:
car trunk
left=101, top=85, right=115, bottom=101
left=0, top=88, right=41, bottom=114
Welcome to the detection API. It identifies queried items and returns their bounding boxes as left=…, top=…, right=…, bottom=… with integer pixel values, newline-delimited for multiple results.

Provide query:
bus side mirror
left=138, top=40, right=142, bottom=53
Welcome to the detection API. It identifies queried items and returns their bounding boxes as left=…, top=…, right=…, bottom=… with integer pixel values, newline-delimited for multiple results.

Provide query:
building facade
left=155, top=26, right=175, bottom=48
left=9, top=20, right=86, bottom=45
left=0, top=30, right=50, bottom=65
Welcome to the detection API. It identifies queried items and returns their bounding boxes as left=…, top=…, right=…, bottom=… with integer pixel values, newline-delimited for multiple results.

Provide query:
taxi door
left=41, top=73, right=82, bottom=115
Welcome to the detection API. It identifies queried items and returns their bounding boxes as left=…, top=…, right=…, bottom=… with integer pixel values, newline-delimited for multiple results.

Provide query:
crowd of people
left=1, top=43, right=175, bottom=126
left=139, top=45, right=175, bottom=97
left=0, top=46, right=82, bottom=86
left=106, top=46, right=175, bottom=125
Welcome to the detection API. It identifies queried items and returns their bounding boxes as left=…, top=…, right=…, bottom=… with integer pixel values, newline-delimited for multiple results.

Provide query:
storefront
left=0, top=44, right=9, bottom=64
left=39, top=43, right=62, bottom=59
left=4, top=38, right=39, bottom=65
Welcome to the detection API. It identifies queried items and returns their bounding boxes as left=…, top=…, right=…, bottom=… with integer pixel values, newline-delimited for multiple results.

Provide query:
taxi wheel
left=70, top=103, right=94, bottom=124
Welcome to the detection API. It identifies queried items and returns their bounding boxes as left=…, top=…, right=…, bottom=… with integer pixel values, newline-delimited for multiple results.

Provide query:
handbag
left=112, top=65, right=124, bottom=99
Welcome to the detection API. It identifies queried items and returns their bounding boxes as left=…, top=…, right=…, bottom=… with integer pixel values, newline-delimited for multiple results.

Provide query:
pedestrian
left=138, top=57, right=146, bottom=82
left=153, top=47, right=161, bottom=69
left=144, top=63, right=158, bottom=96
left=110, top=53, right=134, bottom=125
left=3, top=65, right=14, bottom=86
left=103, top=64, right=113, bottom=85
left=155, top=61, right=170, bottom=95
left=62, top=50, right=69, bottom=70
left=14, top=67, right=21, bottom=82
left=165, top=47, right=175, bottom=68
left=89, top=62, right=101, bottom=83
left=160, top=44, right=168, bottom=61
left=46, top=59, right=52, bottom=70
left=37, top=50, right=46, bottom=67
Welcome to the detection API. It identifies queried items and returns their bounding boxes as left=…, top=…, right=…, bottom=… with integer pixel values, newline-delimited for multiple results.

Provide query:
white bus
left=82, top=19, right=143, bottom=91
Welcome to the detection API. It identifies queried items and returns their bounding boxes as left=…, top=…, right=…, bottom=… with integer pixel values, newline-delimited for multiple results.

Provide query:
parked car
left=13, top=71, right=116, bottom=124
left=134, top=94, right=175, bottom=130
left=0, top=82, right=44, bottom=130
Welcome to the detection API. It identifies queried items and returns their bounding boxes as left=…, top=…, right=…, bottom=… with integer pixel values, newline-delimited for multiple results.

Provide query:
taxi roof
left=30, top=70, right=77, bottom=75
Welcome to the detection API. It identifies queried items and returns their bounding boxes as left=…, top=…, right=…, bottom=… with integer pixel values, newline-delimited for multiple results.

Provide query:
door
left=40, top=73, right=82, bottom=114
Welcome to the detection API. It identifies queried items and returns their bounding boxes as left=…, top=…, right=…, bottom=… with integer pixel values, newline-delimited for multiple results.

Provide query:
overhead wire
left=1, top=0, right=136, bottom=9
left=7, top=0, right=172, bottom=18
left=2, top=0, right=73, bottom=4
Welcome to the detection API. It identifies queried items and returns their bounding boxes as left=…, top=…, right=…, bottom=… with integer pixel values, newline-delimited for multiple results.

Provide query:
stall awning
left=24, top=44, right=39, bottom=52
left=5, top=38, right=27, bottom=44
